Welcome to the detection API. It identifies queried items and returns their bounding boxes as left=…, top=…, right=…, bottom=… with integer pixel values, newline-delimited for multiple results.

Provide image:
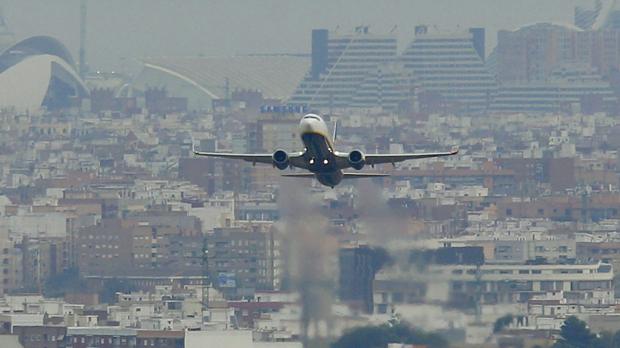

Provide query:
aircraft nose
left=299, top=118, right=315, bottom=133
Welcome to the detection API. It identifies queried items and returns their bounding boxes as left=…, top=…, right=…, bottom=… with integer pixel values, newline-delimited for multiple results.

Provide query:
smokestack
left=79, top=0, right=87, bottom=79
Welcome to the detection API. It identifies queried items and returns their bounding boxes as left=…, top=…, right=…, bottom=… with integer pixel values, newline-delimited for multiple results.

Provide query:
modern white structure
left=133, top=55, right=309, bottom=110
left=374, top=261, right=614, bottom=313
left=490, top=64, right=617, bottom=114
left=348, top=61, right=417, bottom=111
left=0, top=36, right=88, bottom=113
left=400, top=26, right=497, bottom=113
left=289, top=27, right=398, bottom=110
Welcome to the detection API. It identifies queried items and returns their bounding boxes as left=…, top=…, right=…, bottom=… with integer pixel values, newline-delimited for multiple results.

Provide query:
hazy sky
left=3, top=0, right=589, bottom=72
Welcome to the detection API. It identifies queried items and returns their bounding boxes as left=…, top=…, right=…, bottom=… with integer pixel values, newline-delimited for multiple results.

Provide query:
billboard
left=217, top=272, right=236, bottom=288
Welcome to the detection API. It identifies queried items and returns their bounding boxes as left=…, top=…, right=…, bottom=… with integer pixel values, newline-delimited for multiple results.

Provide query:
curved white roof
left=0, top=54, right=86, bottom=113
left=0, top=36, right=87, bottom=113
left=141, top=55, right=310, bottom=100
left=512, top=22, right=584, bottom=33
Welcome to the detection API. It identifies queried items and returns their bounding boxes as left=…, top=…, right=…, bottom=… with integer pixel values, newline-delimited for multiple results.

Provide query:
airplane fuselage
left=299, top=115, right=343, bottom=187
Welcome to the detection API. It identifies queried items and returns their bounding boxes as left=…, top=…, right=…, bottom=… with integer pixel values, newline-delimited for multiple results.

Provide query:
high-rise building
left=496, top=23, right=584, bottom=83
left=289, top=26, right=398, bottom=109
left=348, top=61, right=417, bottom=111
left=0, top=229, right=22, bottom=295
left=77, top=216, right=204, bottom=277
left=21, top=237, right=71, bottom=291
left=207, top=227, right=282, bottom=298
left=338, top=246, right=376, bottom=313
left=400, top=26, right=497, bottom=113
left=491, top=64, right=617, bottom=114
left=496, top=22, right=620, bottom=83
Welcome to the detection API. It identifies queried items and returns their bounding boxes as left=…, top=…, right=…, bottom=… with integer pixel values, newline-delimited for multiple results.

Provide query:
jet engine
left=272, top=149, right=289, bottom=170
left=348, top=150, right=365, bottom=170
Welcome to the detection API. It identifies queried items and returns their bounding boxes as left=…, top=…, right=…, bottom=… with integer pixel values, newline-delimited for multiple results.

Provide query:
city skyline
left=3, top=0, right=587, bottom=70
left=2, top=1, right=620, bottom=347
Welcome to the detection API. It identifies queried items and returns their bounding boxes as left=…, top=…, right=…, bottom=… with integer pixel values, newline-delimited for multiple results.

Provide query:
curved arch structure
left=133, top=55, right=310, bottom=110
left=512, top=22, right=584, bottom=33
left=0, top=36, right=87, bottom=113
left=143, top=62, right=220, bottom=100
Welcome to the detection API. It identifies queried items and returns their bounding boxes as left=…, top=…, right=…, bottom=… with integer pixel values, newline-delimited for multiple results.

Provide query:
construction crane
left=79, top=0, right=88, bottom=79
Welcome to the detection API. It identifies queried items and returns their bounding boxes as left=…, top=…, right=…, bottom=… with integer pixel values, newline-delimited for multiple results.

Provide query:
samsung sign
left=217, top=272, right=237, bottom=288
left=260, top=104, right=309, bottom=113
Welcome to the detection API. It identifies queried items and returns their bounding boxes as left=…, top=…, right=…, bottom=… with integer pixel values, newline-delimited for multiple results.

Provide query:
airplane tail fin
left=333, top=120, right=338, bottom=144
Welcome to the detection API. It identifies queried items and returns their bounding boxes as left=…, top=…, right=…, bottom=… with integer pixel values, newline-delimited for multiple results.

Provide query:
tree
left=595, top=330, right=620, bottom=348
left=99, top=278, right=137, bottom=304
left=493, top=314, right=514, bottom=333
left=332, top=322, right=449, bottom=348
left=598, top=332, right=615, bottom=348
left=613, top=331, right=620, bottom=348
left=553, top=316, right=599, bottom=348
left=44, top=268, right=87, bottom=298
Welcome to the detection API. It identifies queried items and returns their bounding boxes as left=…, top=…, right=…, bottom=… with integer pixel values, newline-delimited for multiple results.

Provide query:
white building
left=401, top=26, right=497, bottom=112
left=491, top=64, right=617, bottom=114
left=289, top=27, right=398, bottom=109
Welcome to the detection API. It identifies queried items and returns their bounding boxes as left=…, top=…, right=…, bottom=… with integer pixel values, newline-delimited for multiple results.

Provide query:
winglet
left=191, top=138, right=197, bottom=154
left=191, top=138, right=201, bottom=156
left=451, top=146, right=459, bottom=155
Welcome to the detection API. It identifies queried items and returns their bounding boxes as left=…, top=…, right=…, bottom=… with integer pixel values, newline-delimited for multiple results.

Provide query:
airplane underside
left=284, top=132, right=388, bottom=187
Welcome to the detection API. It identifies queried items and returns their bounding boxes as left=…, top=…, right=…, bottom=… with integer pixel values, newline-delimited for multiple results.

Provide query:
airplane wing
left=334, top=147, right=458, bottom=168
left=193, top=149, right=308, bottom=168
left=363, top=147, right=459, bottom=166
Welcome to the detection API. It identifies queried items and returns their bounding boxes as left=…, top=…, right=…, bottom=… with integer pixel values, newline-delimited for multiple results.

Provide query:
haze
left=5, top=0, right=584, bottom=70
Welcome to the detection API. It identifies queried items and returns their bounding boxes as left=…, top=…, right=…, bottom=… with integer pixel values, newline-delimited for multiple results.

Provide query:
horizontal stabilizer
left=281, top=173, right=315, bottom=178
left=343, top=173, right=389, bottom=179
left=281, top=173, right=389, bottom=179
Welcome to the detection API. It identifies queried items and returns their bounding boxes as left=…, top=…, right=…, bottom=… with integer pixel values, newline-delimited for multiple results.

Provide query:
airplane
left=193, top=114, right=458, bottom=188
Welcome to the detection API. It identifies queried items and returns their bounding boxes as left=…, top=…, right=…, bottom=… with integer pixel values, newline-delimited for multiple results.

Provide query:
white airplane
left=193, top=114, right=458, bottom=188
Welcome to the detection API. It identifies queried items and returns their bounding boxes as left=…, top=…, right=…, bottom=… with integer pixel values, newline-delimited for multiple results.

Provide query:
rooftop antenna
left=79, top=0, right=87, bottom=79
